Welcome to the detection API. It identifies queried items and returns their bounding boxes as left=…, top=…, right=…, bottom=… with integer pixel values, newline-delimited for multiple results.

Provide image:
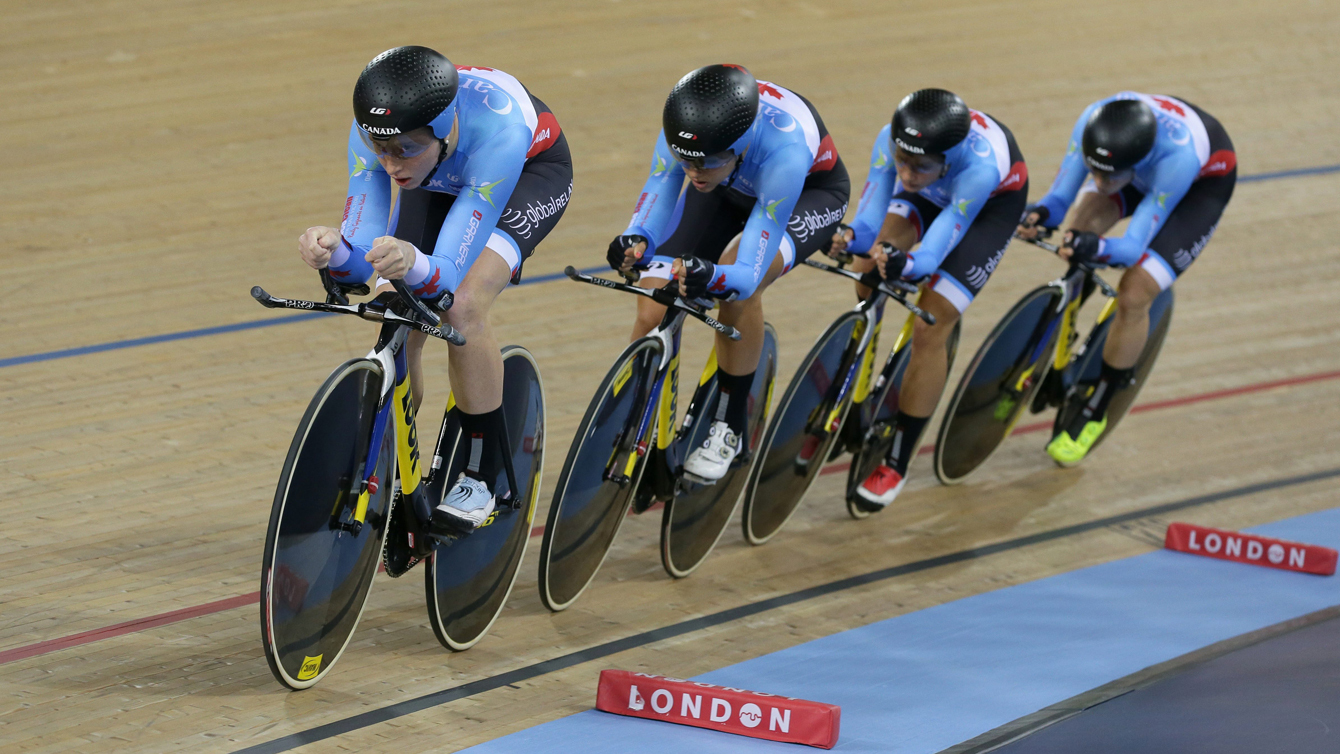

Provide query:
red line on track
left=4, top=368, right=1337, bottom=666
left=0, top=592, right=259, bottom=665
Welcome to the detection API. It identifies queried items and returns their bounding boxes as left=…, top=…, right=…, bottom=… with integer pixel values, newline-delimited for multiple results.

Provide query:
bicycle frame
left=799, top=259, right=933, bottom=440
left=251, top=282, right=491, bottom=536
left=562, top=266, right=742, bottom=499
left=609, top=307, right=688, bottom=488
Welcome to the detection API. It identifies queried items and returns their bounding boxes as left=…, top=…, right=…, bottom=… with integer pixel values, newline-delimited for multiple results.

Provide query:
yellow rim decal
left=297, top=654, right=323, bottom=681
left=612, top=360, right=634, bottom=396
left=445, top=392, right=456, bottom=412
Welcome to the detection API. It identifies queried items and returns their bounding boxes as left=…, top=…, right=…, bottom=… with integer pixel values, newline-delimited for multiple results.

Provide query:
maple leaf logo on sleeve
left=413, top=268, right=443, bottom=296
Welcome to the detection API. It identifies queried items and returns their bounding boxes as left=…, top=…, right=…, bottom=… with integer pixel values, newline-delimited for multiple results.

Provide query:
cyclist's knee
left=445, top=285, right=493, bottom=334
left=911, top=290, right=961, bottom=347
left=1116, top=267, right=1159, bottom=315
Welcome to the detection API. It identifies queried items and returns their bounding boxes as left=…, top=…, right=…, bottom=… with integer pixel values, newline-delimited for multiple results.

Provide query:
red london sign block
left=595, top=670, right=841, bottom=749
left=1165, top=522, right=1337, bottom=576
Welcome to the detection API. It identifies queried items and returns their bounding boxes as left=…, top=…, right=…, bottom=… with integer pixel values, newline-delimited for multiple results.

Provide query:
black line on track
left=231, top=467, right=1340, bottom=754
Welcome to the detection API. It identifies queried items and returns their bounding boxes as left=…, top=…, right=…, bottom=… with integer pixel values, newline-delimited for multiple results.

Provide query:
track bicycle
left=255, top=271, right=544, bottom=689
left=741, top=257, right=954, bottom=544
left=933, top=230, right=1174, bottom=484
left=538, top=266, right=778, bottom=611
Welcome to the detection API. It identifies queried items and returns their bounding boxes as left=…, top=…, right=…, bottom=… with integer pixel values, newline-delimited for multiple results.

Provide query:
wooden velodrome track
left=3, top=0, right=1339, bottom=751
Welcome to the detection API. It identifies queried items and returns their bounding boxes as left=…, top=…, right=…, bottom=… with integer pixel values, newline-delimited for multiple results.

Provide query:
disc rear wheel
left=425, top=346, right=546, bottom=650
left=661, top=323, right=778, bottom=576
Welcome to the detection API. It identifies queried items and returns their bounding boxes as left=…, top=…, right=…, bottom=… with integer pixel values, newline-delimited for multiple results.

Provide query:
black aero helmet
left=1082, top=99, right=1157, bottom=173
left=353, top=46, right=459, bottom=140
left=891, top=89, right=971, bottom=156
left=663, top=64, right=760, bottom=161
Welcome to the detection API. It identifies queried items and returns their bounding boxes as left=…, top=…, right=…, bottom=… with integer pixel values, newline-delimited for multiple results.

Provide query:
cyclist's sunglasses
left=1089, top=168, right=1134, bottom=191
left=673, top=149, right=738, bottom=171
left=893, top=148, right=946, bottom=176
left=358, top=128, right=443, bottom=160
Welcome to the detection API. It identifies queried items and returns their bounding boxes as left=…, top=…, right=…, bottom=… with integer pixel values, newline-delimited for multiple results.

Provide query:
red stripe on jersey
left=526, top=111, right=562, bottom=159
left=991, top=161, right=1028, bottom=196
left=809, top=133, right=838, bottom=174
left=1198, top=149, right=1236, bottom=179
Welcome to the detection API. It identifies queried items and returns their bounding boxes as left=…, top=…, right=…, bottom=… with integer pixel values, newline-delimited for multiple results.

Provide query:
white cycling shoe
left=432, top=474, right=496, bottom=533
left=682, top=421, right=740, bottom=483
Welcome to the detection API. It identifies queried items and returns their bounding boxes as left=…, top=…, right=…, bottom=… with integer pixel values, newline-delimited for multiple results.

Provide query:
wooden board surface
left=2, top=0, right=1338, bottom=751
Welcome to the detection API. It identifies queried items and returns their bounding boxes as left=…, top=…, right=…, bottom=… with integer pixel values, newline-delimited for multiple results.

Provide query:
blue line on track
left=7, top=161, right=1340, bottom=370
left=0, top=265, right=607, bottom=369
left=1237, top=162, right=1340, bottom=183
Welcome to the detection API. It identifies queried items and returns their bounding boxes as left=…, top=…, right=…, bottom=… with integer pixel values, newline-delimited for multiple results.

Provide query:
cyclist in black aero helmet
left=829, top=88, right=1029, bottom=509
left=296, top=46, right=573, bottom=571
left=607, top=63, right=850, bottom=482
left=1019, top=92, right=1236, bottom=465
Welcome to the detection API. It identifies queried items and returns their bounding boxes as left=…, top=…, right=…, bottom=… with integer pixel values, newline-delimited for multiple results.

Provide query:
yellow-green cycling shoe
left=1046, top=415, right=1108, bottom=467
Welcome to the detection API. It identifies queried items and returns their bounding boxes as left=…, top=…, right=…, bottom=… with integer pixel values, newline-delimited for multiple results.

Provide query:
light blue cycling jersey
left=622, top=81, right=835, bottom=300
left=847, top=112, right=1024, bottom=280
left=330, top=66, right=559, bottom=297
left=1034, top=92, right=1218, bottom=267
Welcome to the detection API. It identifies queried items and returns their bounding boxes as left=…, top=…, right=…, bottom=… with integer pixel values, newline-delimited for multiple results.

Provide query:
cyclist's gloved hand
left=1063, top=230, right=1106, bottom=265
left=675, top=256, right=717, bottom=299
left=875, top=242, right=910, bottom=280
left=1016, top=204, right=1051, bottom=240
left=606, top=234, right=649, bottom=273
left=828, top=223, right=856, bottom=260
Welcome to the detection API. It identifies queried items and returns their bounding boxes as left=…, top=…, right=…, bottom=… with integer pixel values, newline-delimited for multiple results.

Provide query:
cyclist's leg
left=439, top=133, right=573, bottom=529
left=858, top=182, right=1026, bottom=504
left=688, top=172, right=850, bottom=479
